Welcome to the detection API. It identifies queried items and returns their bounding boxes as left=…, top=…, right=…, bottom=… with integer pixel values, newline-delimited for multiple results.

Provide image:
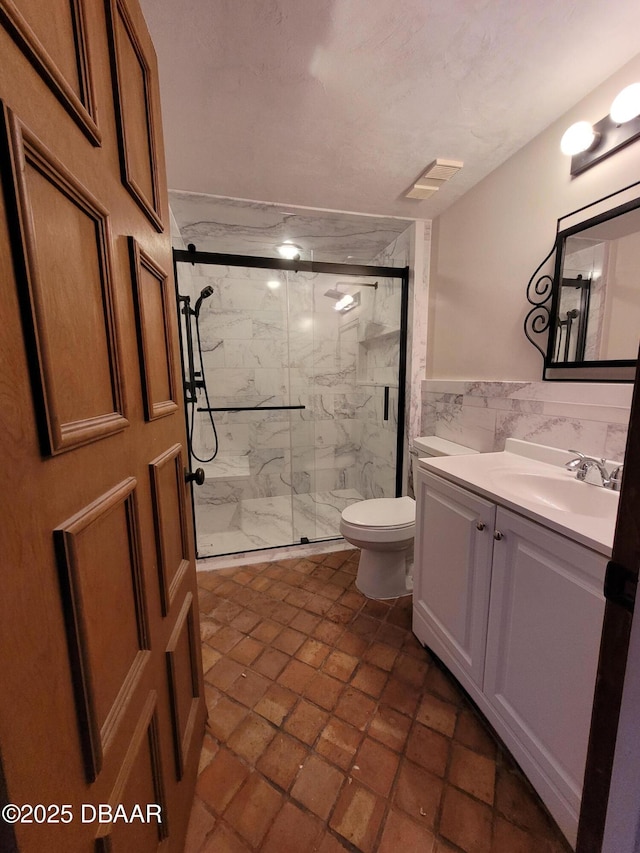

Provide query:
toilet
left=340, top=436, right=478, bottom=599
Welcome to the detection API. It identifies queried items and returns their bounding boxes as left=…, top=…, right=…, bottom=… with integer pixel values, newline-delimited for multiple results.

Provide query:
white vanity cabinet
left=412, top=466, right=607, bottom=845
left=413, top=470, right=495, bottom=690
left=485, top=507, right=605, bottom=830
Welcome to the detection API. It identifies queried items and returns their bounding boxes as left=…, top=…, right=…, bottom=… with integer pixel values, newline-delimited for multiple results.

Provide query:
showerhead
left=194, top=285, right=214, bottom=316
left=324, top=281, right=378, bottom=303
left=324, top=288, right=343, bottom=301
left=324, top=286, right=361, bottom=312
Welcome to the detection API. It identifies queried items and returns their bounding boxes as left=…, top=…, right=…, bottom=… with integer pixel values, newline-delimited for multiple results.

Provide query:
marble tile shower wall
left=369, top=221, right=432, bottom=493
left=188, top=262, right=403, bottom=507
left=366, top=226, right=415, bottom=495
left=421, top=380, right=632, bottom=461
left=353, top=269, right=403, bottom=499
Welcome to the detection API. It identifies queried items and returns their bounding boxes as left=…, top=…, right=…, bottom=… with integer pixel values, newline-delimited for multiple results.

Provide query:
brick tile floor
left=187, top=549, right=573, bottom=853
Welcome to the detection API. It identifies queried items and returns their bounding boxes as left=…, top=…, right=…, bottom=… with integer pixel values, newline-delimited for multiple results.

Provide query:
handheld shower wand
left=182, top=284, right=219, bottom=463
left=189, top=284, right=219, bottom=462
left=194, top=285, right=214, bottom=316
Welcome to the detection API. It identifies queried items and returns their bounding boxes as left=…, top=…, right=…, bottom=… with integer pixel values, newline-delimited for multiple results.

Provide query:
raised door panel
left=95, top=692, right=168, bottom=852
left=149, top=444, right=190, bottom=615
left=484, top=508, right=606, bottom=838
left=2, top=108, right=127, bottom=454
left=165, top=594, right=201, bottom=780
left=412, top=470, right=495, bottom=689
left=0, top=0, right=100, bottom=142
left=129, top=238, right=178, bottom=421
left=54, top=478, right=151, bottom=782
left=105, top=0, right=163, bottom=231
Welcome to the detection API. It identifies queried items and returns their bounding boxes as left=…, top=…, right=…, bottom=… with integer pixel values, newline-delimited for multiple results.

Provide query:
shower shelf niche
left=359, top=329, right=400, bottom=346
left=200, top=456, right=250, bottom=481
left=357, top=320, right=400, bottom=343
left=356, top=324, right=401, bottom=386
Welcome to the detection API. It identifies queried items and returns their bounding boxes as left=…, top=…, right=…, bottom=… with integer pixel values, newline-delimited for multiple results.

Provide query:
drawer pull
left=494, top=530, right=504, bottom=541
left=476, top=521, right=486, bottom=531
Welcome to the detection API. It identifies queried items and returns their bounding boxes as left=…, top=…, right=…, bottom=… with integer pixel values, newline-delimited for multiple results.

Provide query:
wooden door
left=0, top=2, right=205, bottom=851
left=577, top=352, right=640, bottom=852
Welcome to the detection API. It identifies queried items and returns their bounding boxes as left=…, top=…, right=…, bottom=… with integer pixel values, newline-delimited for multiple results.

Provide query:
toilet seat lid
left=342, top=496, right=415, bottom=528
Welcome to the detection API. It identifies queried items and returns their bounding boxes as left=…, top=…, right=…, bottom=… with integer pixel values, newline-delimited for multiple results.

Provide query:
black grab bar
left=196, top=405, right=306, bottom=412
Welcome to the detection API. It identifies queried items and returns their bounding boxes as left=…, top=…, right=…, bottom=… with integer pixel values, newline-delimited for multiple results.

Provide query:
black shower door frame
left=173, top=247, right=410, bottom=553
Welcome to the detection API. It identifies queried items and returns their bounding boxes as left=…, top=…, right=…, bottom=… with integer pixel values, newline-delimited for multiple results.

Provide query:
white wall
left=428, top=53, right=640, bottom=381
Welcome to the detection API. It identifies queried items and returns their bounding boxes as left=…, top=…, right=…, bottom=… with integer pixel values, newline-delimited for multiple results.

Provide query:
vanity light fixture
left=562, top=82, right=640, bottom=176
left=560, top=121, right=599, bottom=156
left=610, top=82, right=640, bottom=123
left=276, top=242, right=302, bottom=259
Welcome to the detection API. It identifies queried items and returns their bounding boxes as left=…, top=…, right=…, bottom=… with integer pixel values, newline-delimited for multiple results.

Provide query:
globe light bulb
left=560, top=121, right=597, bottom=156
left=610, top=83, right=640, bottom=124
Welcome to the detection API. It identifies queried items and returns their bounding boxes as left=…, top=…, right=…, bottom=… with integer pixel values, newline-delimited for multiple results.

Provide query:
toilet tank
left=410, top=436, right=478, bottom=488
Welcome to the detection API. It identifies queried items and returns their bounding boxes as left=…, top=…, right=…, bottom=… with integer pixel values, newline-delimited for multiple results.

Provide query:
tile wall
left=421, top=380, right=632, bottom=461
left=186, top=262, right=406, bottom=508
left=372, top=221, right=431, bottom=491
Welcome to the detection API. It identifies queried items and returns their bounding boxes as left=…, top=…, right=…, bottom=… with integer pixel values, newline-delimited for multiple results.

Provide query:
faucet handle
left=608, top=465, right=624, bottom=492
left=566, top=449, right=606, bottom=466
left=565, top=450, right=586, bottom=470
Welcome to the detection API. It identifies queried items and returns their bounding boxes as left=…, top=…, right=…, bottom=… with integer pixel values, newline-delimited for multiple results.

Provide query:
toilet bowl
left=340, top=436, right=478, bottom=600
left=340, top=497, right=416, bottom=599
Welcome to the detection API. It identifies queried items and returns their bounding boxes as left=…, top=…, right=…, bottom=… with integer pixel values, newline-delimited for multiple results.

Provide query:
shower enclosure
left=174, top=247, right=408, bottom=558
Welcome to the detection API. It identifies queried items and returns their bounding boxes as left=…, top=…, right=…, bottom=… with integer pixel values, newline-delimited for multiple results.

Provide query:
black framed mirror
left=537, top=189, right=640, bottom=381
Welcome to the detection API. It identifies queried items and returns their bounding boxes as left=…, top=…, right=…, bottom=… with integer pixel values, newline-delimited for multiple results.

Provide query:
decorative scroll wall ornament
left=524, top=243, right=556, bottom=359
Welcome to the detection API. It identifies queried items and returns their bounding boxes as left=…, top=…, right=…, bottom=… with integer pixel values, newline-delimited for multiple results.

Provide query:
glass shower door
left=176, top=260, right=299, bottom=556
left=287, top=270, right=404, bottom=544
left=175, top=254, right=406, bottom=558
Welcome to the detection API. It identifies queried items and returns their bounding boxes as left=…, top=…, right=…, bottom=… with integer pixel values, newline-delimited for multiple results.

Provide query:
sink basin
left=419, top=440, right=620, bottom=554
left=491, top=470, right=619, bottom=518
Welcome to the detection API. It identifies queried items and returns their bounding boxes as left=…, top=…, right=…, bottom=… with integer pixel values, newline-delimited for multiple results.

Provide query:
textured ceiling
left=140, top=0, right=640, bottom=219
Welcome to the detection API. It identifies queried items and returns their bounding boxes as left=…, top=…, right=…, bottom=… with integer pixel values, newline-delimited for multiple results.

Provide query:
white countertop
left=418, top=439, right=619, bottom=557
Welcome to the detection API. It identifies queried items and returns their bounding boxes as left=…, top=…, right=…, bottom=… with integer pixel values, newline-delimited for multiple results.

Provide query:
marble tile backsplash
left=421, top=380, right=632, bottom=462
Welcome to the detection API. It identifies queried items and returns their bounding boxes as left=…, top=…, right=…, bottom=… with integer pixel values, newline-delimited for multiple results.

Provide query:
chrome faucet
left=565, top=450, right=623, bottom=491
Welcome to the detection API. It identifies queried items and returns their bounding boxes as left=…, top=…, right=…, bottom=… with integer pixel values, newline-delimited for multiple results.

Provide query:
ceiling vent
left=421, top=158, right=464, bottom=181
left=405, top=183, right=440, bottom=199
left=404, top=158, right=463, bottom=199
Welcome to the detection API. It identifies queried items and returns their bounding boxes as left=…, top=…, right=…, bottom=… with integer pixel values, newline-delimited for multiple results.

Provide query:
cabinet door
left=484, top=507, right=606, bottom=840
left=412, top=470, right=495, bottom=690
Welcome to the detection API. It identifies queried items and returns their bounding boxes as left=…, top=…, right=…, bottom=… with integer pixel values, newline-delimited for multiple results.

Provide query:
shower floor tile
left=197, top=489, right=364, bottom=557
